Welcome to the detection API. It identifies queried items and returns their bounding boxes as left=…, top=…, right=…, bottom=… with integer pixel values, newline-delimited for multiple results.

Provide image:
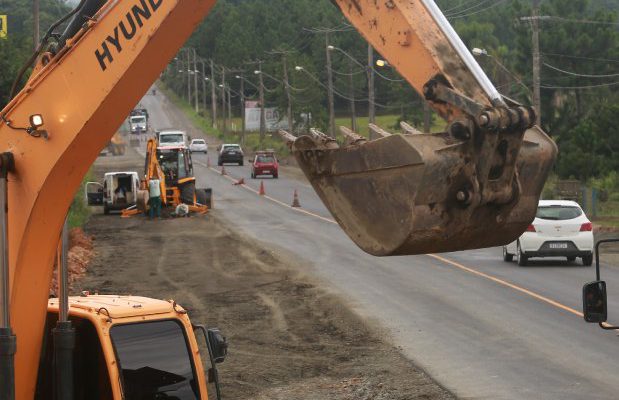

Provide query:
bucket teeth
left=400, top=121, right=424, bottom=135
left=308, top=128, right=339, bottom=149
left=277, top=130, right=296, bottom=149
left=339, top=126, right=367, bottom=147
left=368, top=123, right=392, bottom=139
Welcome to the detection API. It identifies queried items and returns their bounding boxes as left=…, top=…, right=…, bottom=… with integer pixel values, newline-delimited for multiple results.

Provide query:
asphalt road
left=136, top=88, right=619, bottom=399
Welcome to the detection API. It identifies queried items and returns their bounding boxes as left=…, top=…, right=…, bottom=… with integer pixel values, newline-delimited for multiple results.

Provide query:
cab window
left=110, top=320, right=200, bottom=400
left=35, top=313, right=113, bottom=399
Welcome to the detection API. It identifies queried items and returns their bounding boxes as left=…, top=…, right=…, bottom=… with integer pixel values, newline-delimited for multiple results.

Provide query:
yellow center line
left=428, top=254, right=584, bottom=317
left=201, top=161, right=594, bottom=323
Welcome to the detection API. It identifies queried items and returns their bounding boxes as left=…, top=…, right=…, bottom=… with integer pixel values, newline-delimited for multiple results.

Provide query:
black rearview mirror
left=207, top=328, right=228, bottom=364
left=193, top=324, right=227, bottom=400
left=583, top=281, right=607, bottom=323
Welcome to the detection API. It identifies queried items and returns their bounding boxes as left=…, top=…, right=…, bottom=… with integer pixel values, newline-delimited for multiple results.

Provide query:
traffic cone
left=221, top=166, right=226, bottom=175
left=234, top=178, right=245, bottom=186
left=259, top=181, right=265, bottom=196
left=292, top=189, right=301, bottom=207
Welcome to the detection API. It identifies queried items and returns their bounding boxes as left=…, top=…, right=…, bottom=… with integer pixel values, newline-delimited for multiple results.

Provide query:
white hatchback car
left=503, top=200, right=594, bottom=266
left=189, top=139, right=208, bottom=153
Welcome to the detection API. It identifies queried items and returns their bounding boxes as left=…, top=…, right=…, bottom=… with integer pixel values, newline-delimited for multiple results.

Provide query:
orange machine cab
left=37, top=296, right=225, bottom=399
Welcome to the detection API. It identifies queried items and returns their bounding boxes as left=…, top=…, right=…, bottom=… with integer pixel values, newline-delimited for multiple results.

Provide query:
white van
left=86, top=172, right=141, bottom=214
left=157, top=129, right=188, bottom=147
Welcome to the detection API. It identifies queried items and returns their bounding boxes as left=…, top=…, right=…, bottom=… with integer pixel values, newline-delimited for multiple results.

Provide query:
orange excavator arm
left=0, top=1, right=218, bottom=397
left=0, top=0, right=555, bottom=398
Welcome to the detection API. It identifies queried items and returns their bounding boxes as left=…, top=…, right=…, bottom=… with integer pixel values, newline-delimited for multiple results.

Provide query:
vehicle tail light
left=580, top=222, right=593, bottom=232
left=526, top=225, right=536, bottom=232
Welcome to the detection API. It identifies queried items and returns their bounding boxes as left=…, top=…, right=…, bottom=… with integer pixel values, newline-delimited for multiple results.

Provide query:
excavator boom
left=0, top=1, right=218, bottom=397
left=0, top=0, right=555, bottom=397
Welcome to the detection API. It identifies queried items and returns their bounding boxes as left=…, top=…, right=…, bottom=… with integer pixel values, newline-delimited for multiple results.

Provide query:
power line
left=541, top=81, right=619, bottom=90
left=542, top=52, right=619, bottom=64
left=543, top=62, right=619, bottom=79
left=445, top=0, right=493, bottom=18
left=442, top=0, right=489, bottom=15
left=547, top=16, right=619, bottom=26
left=448, top=0, right=510, bottom=19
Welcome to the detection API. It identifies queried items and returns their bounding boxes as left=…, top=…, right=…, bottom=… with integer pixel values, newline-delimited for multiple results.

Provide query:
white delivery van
left=86, top=172, right=141, bottom=215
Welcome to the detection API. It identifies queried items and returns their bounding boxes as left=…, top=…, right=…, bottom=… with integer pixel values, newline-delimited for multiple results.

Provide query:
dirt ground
left=77, top=214, right=454, bottom=400
left=76, top=154, right=454, bottom=400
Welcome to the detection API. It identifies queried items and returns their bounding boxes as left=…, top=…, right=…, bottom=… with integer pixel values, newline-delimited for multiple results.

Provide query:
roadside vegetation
left=68, top=170, right=94, bottom=229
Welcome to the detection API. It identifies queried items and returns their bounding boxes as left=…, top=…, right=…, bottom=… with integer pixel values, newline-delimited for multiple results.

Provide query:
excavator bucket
left=283, top=124, right=557, bottom=256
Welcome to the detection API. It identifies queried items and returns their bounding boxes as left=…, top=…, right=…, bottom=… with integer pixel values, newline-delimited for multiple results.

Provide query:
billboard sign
left=245, top=103, right=289, bottom=131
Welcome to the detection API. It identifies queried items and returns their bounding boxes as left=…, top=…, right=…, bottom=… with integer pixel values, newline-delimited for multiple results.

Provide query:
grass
left=68, top=169, right=94, bottom=229
left=335, top=114, right=446, bottom=137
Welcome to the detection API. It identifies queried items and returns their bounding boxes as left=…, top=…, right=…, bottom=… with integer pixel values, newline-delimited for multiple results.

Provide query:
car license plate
left=549, top=243, right=568, bottom=249
left=263, top=170, right=270, bottom=174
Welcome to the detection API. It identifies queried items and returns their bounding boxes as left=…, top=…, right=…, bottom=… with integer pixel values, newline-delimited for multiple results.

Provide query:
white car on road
left=189, top=139, right=208, bottom=153
left=503, top=200, right=594, bottom=266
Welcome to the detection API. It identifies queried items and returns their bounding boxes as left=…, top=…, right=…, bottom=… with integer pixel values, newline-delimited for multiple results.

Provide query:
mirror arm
left=592, top=239, right=619, bottom=331
left=193, top=324, right=223, bottom=400
left=599, top=322, right=619, bottom=331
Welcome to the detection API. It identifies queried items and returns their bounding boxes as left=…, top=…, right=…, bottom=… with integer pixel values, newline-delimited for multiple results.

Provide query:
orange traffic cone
left=292, top=189, right=301, bottom=207
left=259, top=181, right=265, bottom=196
left=221, top=166, right=226, bottom=175
left=234, top=178, right=245, bottom=186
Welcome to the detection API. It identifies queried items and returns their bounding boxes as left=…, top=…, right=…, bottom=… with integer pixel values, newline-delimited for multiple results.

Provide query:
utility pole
left=227, top=87, right=232, bottom=132
left=282, top=54, right=294, bottom=134
left=325, top=33, right=336, bottom=138
left=200, top=59, right=207, bottom=112
left=349, top=59, right=357, bottom=132
left=367, top=44, right=376, bottom=124
left=258, top=62, right=266, bottom=143
left=186, top=50, right=191, bottom=104
left=210, top=60, right=217, bottom=129
left=193, top=49, right=199, bottom=113
left=221, top=67, right=227, bottom=134
left=33, top=0, right=40, bottom=50
left=532, top=0, right=541, bottom=126
left=423, top=103, right=432, bottom=133
left=239, top=73, right=246, bottom=145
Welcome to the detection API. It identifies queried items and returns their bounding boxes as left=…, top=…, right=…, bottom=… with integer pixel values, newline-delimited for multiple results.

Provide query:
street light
left=254, top=70, right=261, bottom=75
left=327, top=45, right=335, bottom=51
left=376, top=59, right=389, bottom=67
left=472, top=47, right=488, bottom=57
left=471, top=47, right=531, bottom=96
left=295, top=66, right=304, bottom=71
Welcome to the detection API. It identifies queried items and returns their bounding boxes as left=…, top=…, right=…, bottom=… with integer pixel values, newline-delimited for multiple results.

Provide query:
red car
left=251, top=151, right=279, bottom=179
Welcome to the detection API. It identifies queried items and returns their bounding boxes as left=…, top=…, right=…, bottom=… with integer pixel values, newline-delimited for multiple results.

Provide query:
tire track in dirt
left=80, top=213, right=455, bottom=400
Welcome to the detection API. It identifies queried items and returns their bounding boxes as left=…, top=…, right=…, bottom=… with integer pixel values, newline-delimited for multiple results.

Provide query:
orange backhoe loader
left=122, top=137, right=211, bottom=217
left=0, top=0, right=555, bottom=399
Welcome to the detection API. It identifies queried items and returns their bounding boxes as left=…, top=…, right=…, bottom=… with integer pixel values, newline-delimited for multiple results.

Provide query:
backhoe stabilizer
left=291, top=122, right=557, bottom=256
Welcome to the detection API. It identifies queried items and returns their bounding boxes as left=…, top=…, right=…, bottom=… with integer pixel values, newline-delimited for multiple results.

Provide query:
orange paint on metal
left=0, top=1, right=217, bottom=397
